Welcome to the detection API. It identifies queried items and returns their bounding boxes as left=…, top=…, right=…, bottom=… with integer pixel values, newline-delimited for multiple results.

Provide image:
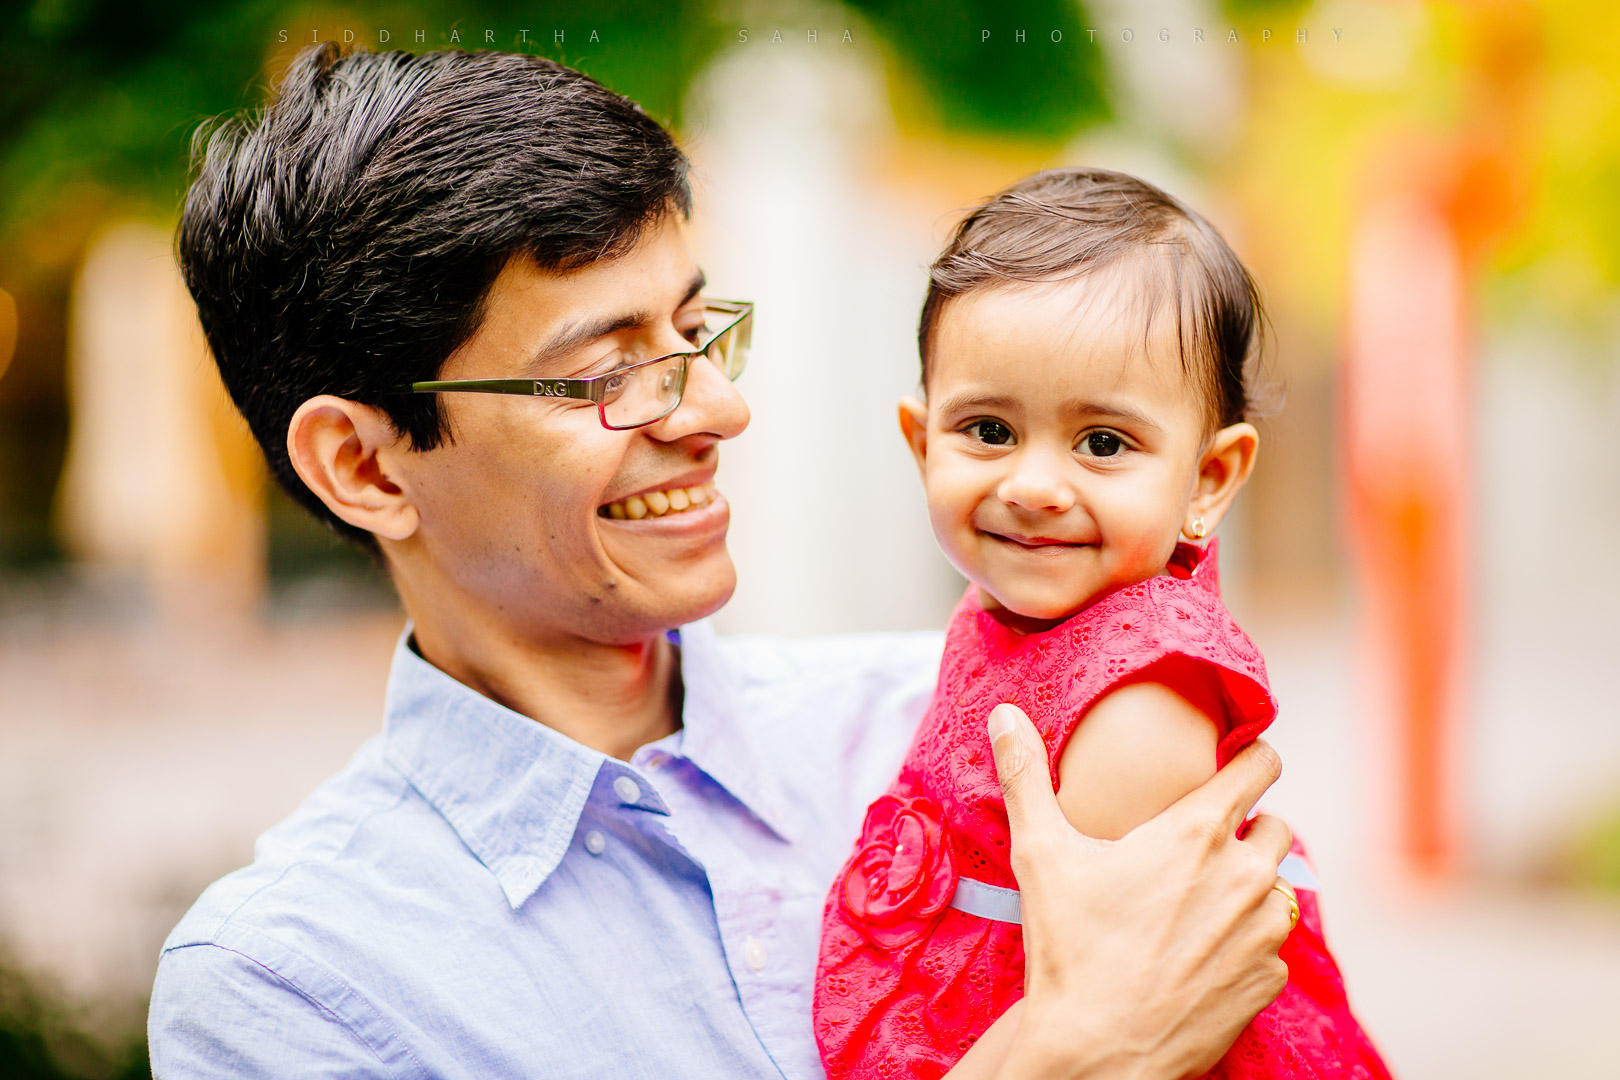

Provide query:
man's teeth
left=602, top=483, right=716, bottom=520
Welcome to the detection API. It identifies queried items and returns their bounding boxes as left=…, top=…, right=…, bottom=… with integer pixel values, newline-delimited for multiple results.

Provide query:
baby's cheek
left=925, top=473, right=976, bottom=535
left=925, top=496, right=980, bottom=578
left=1099, top=521, right=1176, bottom=587
left=1115, top=482, right=1186, bottom=552
left=1127, top=523, right=1178, bottom=568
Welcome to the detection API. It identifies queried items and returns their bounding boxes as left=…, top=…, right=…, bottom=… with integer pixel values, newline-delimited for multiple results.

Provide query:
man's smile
left=599, top=466, right=719, bottom=520
left=599, top=480, right=718, bottom=520
left=596, top=466, right=729, bottom=539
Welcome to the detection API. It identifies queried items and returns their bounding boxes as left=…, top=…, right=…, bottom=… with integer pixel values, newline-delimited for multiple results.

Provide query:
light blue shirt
left=148, top=621, right=941, bottom=1079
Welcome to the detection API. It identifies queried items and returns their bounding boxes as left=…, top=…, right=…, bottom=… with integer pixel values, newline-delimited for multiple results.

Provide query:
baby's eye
left=965, top=420, right=1016, bottom=446
left=1078, top=431, right=1125, bottom=458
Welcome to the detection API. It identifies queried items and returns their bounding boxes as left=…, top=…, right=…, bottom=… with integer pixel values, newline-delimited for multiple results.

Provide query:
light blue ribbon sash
left=948, top=852, right=1320, bottom=926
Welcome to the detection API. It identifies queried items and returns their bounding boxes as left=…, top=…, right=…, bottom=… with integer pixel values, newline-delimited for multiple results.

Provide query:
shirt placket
left=633, top=744, right=817, bottom=1080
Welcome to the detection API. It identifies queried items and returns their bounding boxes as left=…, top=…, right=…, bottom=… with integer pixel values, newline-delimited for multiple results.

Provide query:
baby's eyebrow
left=1061, top=399, right=1165, bottom=434
left=935, top=392, right=1020, bottom=415
left=936, top=391, right=1164, bottom=434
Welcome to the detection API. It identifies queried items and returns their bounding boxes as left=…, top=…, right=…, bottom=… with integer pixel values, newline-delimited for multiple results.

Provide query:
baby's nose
left=996, top=454, right=1076, bottom=513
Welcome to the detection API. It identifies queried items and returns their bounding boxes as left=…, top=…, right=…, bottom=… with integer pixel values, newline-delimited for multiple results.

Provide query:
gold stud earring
left=1190, top=517, right=1207, bottom=540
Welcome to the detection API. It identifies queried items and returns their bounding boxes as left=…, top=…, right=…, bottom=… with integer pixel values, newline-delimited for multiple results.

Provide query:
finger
left=1240, top=813, right=1293, bottom=866
left=1266, top=879, right=1300, bottom=939
left=1174, top=738, right=1282, bottom=838
left=988, top=703, right=1069, bottom=843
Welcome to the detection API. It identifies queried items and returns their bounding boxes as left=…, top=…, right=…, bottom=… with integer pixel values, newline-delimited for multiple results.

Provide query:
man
left=149, top=44, right=1296, bottom=1078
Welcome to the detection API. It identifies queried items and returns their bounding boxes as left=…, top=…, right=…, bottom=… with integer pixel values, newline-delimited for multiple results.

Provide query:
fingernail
left=987, top=704, right=1017, bottom=740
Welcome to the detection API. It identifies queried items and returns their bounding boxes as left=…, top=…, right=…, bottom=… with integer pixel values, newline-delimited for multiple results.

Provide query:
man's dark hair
left=918, top=168, right=1266, bottom=434
left=179, top=44, right=692, bottom=550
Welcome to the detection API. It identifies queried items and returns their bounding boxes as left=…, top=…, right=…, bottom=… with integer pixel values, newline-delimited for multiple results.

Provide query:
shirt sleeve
left=149, top=943, right=401, bottom=1080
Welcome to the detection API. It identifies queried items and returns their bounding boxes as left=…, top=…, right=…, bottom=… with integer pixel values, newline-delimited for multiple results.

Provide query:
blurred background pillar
left=1344, top=169, right=1470, bottom=882
left=53, top=221, right=265, bottom=619
left=1343, top=1, right=1533, bottom=883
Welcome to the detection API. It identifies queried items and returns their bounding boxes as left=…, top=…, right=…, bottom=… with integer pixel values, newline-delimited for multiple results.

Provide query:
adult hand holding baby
left=983, top=701, right=1293, bottom=1080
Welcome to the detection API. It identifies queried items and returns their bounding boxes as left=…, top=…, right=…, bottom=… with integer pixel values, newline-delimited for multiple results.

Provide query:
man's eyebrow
left=526, top=270, right=707, bottom=374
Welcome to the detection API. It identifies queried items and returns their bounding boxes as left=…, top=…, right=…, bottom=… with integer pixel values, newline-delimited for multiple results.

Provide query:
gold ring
left=1272, top=881, right=1300, bottom=932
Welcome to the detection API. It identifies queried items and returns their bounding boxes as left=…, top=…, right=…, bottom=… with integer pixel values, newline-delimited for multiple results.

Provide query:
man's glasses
left=405, top=299, right=753, bottom=430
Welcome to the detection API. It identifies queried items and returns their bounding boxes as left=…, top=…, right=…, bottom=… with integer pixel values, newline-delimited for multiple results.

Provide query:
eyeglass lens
left=704, top=309, right=750, bottom=381
left=601, top=356, right=688, bottom=429
left=599, top=307, right=751, bottom=429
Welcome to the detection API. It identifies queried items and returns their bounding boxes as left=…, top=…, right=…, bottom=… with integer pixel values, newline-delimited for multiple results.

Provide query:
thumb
left=988, top=703, right=1067, bottom=845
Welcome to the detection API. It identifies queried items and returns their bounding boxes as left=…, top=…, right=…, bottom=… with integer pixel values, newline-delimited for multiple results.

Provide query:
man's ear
left=898, top=395, right=929, bottom=475
left=287, top=395, right=420, bottom=542
left=1185, top=422, right=1259, bottom=539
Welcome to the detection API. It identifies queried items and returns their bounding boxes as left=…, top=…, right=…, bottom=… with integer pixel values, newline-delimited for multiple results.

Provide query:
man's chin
left=601, top=561, right=737, bottom=643
left=662, top=574, right=737, bottom=630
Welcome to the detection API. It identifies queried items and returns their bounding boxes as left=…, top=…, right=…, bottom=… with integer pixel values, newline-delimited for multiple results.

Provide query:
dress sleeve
left=149, top=943, right=409, bottom=1080
left=1042, top=574, right=1277, bottom=775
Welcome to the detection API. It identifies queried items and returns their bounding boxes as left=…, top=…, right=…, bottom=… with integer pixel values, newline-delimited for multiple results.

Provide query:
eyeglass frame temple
left=403, top=300, right=752, bottom=401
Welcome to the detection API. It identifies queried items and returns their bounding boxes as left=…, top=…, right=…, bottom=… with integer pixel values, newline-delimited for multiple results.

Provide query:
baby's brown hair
left=919, top=168, right=1266, bottom=433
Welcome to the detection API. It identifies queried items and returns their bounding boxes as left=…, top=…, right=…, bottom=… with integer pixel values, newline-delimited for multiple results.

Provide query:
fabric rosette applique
left=839, top=795, right=957, bottom=948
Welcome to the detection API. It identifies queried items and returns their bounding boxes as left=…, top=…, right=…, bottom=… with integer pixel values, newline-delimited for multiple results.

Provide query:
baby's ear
left=1186, top=422, right=1259, bottom=537
left=897, top=395, right=929, bottom=472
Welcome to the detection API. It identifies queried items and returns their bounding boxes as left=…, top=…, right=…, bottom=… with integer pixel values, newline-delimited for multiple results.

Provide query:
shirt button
left=584, top=830, right=606, bottom=856
left=743, top=937, right=767, bottom=972
left=613, top=776, right=642, bottom=804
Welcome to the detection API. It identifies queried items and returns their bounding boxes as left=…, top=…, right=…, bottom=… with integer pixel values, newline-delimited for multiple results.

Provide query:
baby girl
left=813, top=169, right=1391, bottom=1079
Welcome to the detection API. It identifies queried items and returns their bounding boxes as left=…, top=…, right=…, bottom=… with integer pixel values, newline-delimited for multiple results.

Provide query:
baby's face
left=912, top=277, right=1210, bottom=624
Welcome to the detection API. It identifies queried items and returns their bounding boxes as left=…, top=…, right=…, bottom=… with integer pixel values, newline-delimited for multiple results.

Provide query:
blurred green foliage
left=0, top=0, right=723, bottom=247
left=1220, top=0, right=1308, bottom=18
left=1572, top=802, right=1620, bottom=895
left=0, top=0, right=1110, bottom=248
left=0, top=962, right=148, bottom=1080
left=845, top=0, right=1106, bottom=138
left=1488, top=0, right=1620, bottom=327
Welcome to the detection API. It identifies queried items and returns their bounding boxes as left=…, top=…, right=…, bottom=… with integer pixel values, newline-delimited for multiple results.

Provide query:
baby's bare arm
left=1056, top=675, right=1224, bottom=840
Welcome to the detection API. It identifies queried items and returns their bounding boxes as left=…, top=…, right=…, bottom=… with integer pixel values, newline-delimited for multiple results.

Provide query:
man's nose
left=651, top=350, right=750, bottom=442
left=997, top=446, right=1076, bottom=513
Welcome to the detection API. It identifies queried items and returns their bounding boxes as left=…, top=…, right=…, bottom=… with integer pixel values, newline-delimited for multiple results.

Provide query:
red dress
left=813, top=542, right=1392, bottom=1079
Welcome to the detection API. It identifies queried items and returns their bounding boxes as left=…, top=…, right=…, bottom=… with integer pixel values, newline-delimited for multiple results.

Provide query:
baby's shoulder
left=1086, top=569, right=1255, bottom=664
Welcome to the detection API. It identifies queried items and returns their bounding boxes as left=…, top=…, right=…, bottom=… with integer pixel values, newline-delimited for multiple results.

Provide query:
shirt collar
left=382, top=632, right=600, bottom=910
left=380, top=619, right=794, bottom=911
left=667, top=621, right=796, bottom=843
